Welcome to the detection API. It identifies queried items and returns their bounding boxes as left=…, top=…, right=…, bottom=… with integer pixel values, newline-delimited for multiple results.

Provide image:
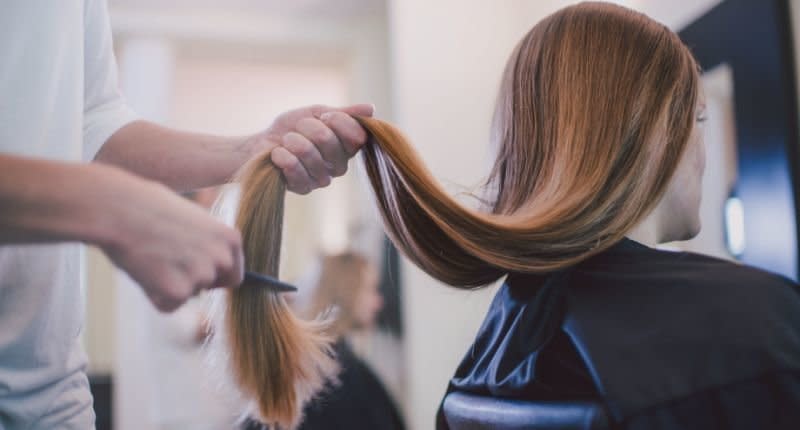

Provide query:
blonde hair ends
left=218, top=152, right=336, bottom=429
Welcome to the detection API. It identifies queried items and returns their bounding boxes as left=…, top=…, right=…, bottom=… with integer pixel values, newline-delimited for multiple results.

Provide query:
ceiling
left=109, top=0, right=386, bottom=19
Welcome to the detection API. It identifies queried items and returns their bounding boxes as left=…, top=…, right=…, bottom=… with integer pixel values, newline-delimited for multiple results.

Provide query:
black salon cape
left=436, top=239, right=800, bottom=429
left=297, top=339, right=405, bottom=430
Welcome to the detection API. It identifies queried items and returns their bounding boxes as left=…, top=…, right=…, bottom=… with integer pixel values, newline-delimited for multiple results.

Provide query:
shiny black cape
left=438, top=239, right=800, bottom=429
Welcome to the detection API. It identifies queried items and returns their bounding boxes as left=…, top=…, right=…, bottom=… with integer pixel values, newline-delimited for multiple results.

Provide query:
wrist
left=81, top=163, right=150, bottom=252
left=241, top=132, right=279, bottom=159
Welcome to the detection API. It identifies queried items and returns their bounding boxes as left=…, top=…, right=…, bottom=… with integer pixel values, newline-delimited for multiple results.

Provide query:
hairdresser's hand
left=99, top=167, right=244, bottom=312
left=258, top=104, right=374, bottom=194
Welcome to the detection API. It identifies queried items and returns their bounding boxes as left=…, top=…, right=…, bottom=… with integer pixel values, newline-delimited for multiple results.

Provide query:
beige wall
left=85, top=248, right=117, bottom=374
left=389, top=2, right=541, bottom=428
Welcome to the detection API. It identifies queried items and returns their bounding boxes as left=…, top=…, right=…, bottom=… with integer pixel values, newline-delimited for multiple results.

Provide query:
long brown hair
left=215, top=156, right=336, bottom=429
left=215, top=2, right=699, bottom=427
left=359, top=1, right=699, bottom=286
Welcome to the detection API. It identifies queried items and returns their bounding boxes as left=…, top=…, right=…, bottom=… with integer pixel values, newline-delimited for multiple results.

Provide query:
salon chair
left=442, top=391, right=609, bottom=430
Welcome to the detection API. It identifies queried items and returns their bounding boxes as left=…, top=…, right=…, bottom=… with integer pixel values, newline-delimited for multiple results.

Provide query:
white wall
left=388, top=1, right=723, bottom=428
left=389, top=2, right=539, bottom=428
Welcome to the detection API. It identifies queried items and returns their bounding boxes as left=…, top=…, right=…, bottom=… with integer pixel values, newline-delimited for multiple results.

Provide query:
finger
left=319, top=111, right=369, bottom=158
left=338, top=103, right=375, bottom=118
left=270, top=146, right=315, bottom=194
left=190, top=262, right=217, bottom=296
left=152, top=296, right=178, bottom=313
left=307, top=104, right=374, bottom=121
left=210, top=249, right=237, bottom=289
left=147, top=270, right=187, bottom=313
left=231, top=235, right=245, bottom=288
left=295, top=118, right=349, bottom=177
left=151, top=287, right=184, bottom=313
left=212, top=230, right=244, bottom=289
left=282, top=132, right=332, bottom=188
left=308, top=104, right=336, bottom=119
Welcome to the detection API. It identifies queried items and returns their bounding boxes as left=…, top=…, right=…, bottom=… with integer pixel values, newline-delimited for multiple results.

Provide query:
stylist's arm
left=0, top=104, right=373, bottom=312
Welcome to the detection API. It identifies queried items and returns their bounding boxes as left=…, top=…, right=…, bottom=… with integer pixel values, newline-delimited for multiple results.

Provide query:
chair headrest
left=443, top=391, right=609, bottom=430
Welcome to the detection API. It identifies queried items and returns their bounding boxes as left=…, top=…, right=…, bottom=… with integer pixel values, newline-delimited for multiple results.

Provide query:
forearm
left=95, top=121, right=274, bottom=191
left=0, top=154, right=127, bottom=246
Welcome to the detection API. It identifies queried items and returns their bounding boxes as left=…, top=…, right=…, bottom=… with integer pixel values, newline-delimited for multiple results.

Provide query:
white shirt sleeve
left=82, top=0, right=138, bottom=162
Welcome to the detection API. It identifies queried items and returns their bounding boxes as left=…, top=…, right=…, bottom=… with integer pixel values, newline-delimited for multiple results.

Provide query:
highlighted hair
left=216, top=155, right=336, bottom=429
left=214, top=2, right=699, bottom=428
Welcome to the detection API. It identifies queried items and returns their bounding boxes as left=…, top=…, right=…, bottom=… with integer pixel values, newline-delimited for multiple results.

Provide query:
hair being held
left=209, top=2, right=699, bottom=428
left=210, top=152, right=336, bottom=430
left=356, top=2, right=699, bottom=287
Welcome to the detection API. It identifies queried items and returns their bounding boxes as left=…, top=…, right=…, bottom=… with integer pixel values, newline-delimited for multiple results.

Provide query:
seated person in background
left=300, top=252, right=405, bottom=430
left=244, top=252, right=405, bottom=430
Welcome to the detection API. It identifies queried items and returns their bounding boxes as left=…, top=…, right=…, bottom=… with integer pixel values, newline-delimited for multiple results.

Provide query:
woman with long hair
left=218, top=2, right=800, bottom=429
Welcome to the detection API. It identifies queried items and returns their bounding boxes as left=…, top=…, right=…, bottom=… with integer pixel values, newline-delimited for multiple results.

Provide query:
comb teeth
left=243, top=271, right=298, bottom=292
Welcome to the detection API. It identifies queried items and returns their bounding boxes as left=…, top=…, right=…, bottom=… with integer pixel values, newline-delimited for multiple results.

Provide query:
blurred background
left=80, top=0, right=800, bottom=429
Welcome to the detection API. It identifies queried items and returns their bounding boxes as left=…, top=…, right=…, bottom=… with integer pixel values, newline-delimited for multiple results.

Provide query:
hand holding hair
left=264, top=103, right=375, bottom=194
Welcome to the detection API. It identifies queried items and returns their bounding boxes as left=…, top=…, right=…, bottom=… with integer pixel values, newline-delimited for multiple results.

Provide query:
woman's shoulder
left=562, top=240, right=800, bottom=420
left=574, top=239, right=797, bottom=297
left=567, top=240, right=800, bottom=359
left=682, top=249, right=797, bottom=292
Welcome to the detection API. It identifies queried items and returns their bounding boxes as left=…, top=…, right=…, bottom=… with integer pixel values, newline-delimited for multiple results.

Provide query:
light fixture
left=724, top=195, right=745, bottom=256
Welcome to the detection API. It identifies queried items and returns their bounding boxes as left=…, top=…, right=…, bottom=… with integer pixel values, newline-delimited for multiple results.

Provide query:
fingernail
left=369, top=104, right=376, bottom=115
left=320, top=112, right=333, bottom=122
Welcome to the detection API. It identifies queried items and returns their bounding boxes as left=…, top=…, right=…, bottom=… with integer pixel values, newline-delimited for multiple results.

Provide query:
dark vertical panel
left=679, top=0, right=800, bottom=280
left=377, top=237, right=403, bottom=336
left=89, top=374, right=113, bottom=430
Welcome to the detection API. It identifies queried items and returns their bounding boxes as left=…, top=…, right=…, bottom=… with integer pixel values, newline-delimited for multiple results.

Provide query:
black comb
left=243, top=271, right=298, bottom=293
